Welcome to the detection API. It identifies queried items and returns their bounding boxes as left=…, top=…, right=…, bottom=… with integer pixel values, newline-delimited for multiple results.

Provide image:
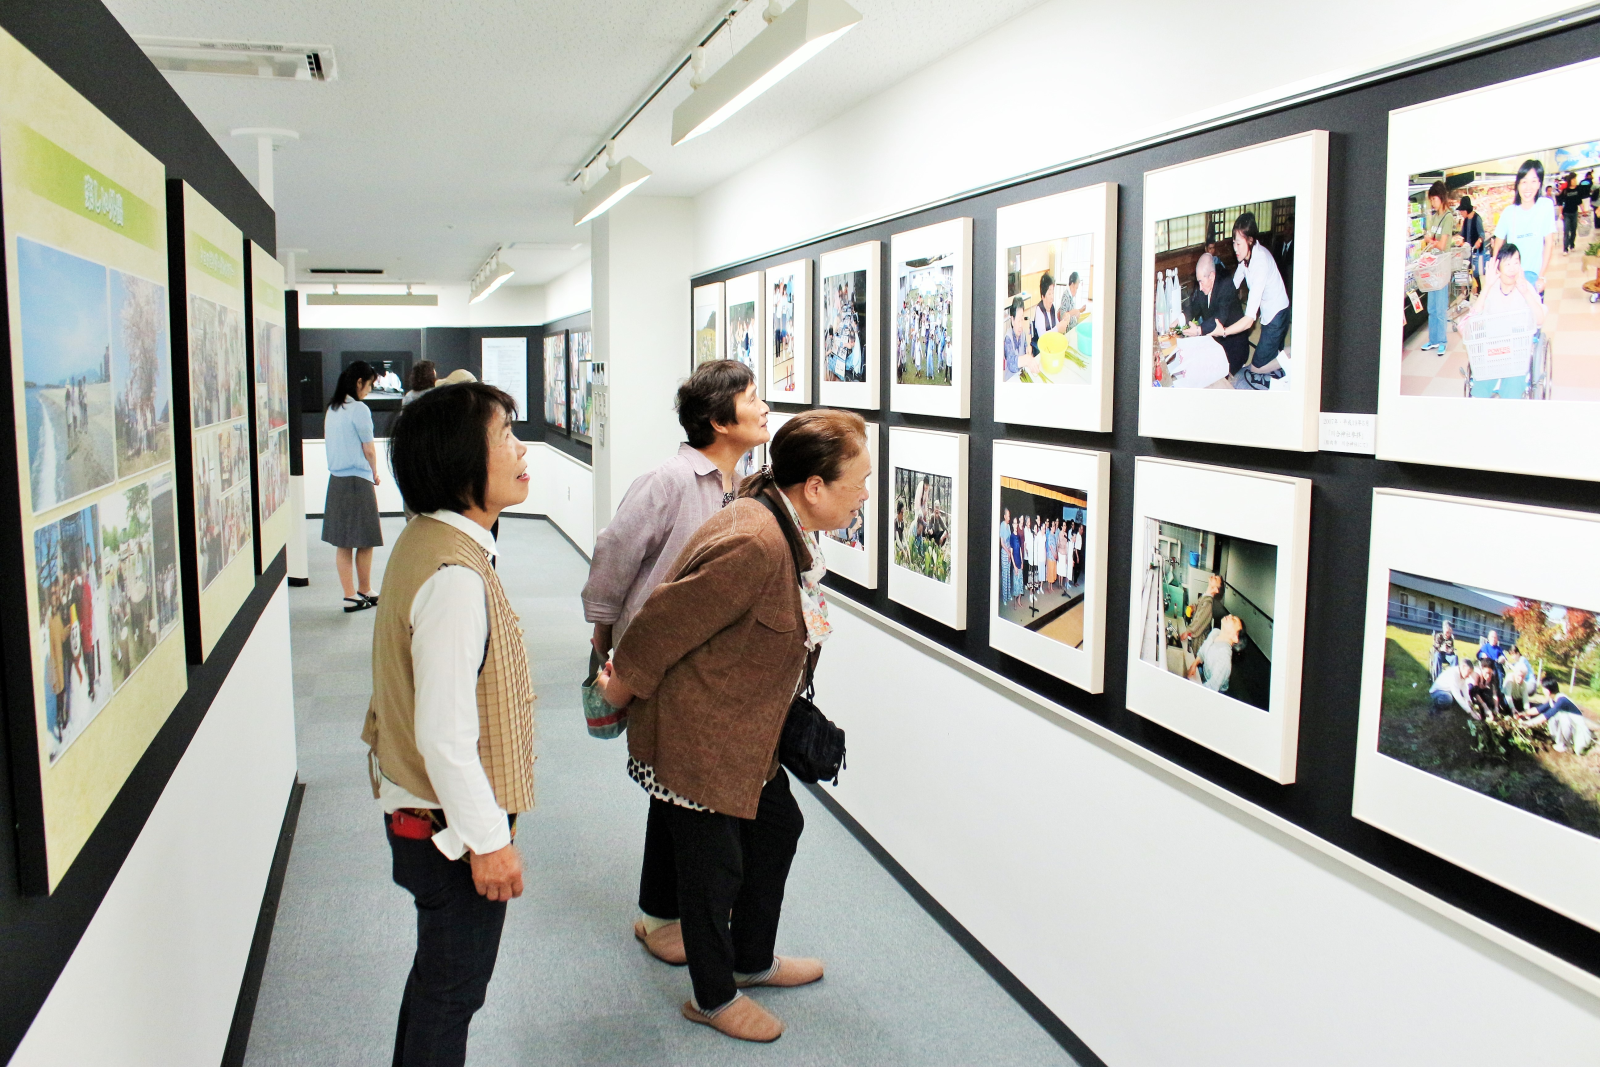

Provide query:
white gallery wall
left=11, top=590, right=297, bottom=1067
left=296, top=257, right=591, bottom=330
left=693, top=0, right=1586, bottom=271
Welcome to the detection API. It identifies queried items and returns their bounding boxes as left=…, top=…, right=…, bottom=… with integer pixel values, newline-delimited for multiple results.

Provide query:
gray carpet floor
left=245, top=515, right=1080, bottom=1067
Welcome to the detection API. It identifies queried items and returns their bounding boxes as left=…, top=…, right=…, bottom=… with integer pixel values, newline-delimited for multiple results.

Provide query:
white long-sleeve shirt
left=378, top=510, right=510, bottom=860
left=1234, top=244, right=1290, bottom=328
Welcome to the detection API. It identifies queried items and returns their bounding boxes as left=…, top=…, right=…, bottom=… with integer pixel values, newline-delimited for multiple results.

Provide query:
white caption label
left=1319, top=412, right=1377, bottom=455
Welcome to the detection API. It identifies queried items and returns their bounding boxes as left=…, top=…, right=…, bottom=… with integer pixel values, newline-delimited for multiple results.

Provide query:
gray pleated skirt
left=321, top=475, right=384, bottom=548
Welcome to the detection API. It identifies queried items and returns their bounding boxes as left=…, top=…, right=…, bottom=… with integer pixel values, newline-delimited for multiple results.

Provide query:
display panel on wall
left=819, top=420, right=879, bottom=588
left=543, top=331, right=567, bottom=431
left=994, top=184, right=1118, bottom=432
left=890, top=218, right=973, bottom=418
left=568, top=328, right=594, bottom=443
left=1125, top=457, right=1310, bottom=783
left=818, top=242, right=880, bottom=410
left=692, top=281, right=723, bottom=368
left=766, top=260, right=811, bottom=403
left=1376, top=58, right=1600, bottom=482
left=0, top=26, right=187, bottom=891
left=1139, top=131, right=1328, bottom=452
left=480, top=336, right=528, bottom=419
left=249, top=242, right=288, bottom=568
left=179, top=183, right=254, bottom=660
left=887, top=426, right=968, bottom=628
left=990, top=442, right=1110, bottom=693
left=1355, top=489, right=1600, bottom=933
left=725, top=270, right=764, bottom=397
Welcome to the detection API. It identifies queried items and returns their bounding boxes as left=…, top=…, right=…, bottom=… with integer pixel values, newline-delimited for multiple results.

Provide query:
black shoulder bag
left=753, top=492, right=847, bottom=785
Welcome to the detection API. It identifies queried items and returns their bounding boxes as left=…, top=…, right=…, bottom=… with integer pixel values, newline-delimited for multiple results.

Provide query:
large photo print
left=34, top=503, right=108, bottom=763
left=1001, top=235, right=1093, bottom=387
left=824, top=268, right=868, bottom=384
left=997, top=478, right=1087, bottom=648
left=893, top=466, right=952, bottom=584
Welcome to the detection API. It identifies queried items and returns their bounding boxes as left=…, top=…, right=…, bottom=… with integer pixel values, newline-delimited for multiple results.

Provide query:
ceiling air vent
left=307, top=268, right=384, bottom=275
left=135, top=37, right=338, bottom=82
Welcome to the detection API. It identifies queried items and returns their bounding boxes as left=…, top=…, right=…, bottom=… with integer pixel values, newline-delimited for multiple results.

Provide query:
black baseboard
left=221, top=778, right=306, bottom=1067
left=287, top=577, right=309, bottom=587
left=804, top=783, right=1108, bottom=1067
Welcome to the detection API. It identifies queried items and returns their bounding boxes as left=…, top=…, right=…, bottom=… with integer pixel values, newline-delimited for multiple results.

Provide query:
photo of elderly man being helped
left=359, top=381, right=535, bottom=1067
left=594, top=409, right=872, bottom=1043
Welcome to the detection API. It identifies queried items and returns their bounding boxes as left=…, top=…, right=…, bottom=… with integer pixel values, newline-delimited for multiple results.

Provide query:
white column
left=256, top=135, right=274, bottom=209
left=590, top=195, right=695, bottom=539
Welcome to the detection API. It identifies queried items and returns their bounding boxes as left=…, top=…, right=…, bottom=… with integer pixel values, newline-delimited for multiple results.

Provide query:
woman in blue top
left=322, top=361, right=384, bottom=612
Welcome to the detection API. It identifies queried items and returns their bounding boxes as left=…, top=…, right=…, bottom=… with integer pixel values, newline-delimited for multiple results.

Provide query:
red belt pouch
left=388, top=809, right=436, bottom=840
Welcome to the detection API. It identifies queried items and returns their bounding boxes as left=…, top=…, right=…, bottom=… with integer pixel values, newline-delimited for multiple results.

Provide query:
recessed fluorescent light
left=573, top=156, right=652, bottom=225
left=135, top=37, right=337, bottom=81
left=671, top=0, right=860, bottom=146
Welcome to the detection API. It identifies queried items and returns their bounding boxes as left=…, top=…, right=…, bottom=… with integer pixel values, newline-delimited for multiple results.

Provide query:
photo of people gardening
left=892, top=466, right=951, bottom=583
left=1400, top=143, right=1598, bottom=401
left=996, top=477, right=1088, bottom=647
left=1380, top=570, right=1600, bottom=838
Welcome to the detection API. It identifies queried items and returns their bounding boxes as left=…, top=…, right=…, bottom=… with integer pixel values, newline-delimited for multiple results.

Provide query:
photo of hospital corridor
left=997, top=478, right=1087, bottom=646
left=1139, top=519, right=1277, bottom=710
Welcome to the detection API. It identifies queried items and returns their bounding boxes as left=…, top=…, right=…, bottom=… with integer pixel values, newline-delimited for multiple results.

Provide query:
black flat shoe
left=361, top=592, right=379, bottom=606
left=343, top=596, right=372, bottom=613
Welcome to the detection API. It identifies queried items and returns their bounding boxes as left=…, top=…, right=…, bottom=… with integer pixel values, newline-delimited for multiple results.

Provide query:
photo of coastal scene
left=996, top=477, right=1087, bottom=647
left=1380, top=571, right=1600, bottom=838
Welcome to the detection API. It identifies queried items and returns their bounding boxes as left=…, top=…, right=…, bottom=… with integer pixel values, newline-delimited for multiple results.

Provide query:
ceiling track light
left=671, top=0, right=860, bottom=146
left=469, top=248, right=515, bottom=303
left=573, top=154, right=652, bottom=226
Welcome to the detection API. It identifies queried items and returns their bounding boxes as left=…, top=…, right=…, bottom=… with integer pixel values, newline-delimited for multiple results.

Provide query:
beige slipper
left=737, top=955, right=824, bottom=988
left=681, top=996, right=784, bottom=1042
left=633, top=919, right=687, bottom=966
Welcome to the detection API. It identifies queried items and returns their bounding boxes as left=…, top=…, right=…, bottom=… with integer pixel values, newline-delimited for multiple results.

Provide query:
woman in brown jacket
left=596, top=408, right=871, bottom=1043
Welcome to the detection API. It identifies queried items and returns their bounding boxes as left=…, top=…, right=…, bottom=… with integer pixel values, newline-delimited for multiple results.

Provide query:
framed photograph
left=543, top=331, right=567, bottom=431
left=891, top=218, right=973, bottom=417
left=887, top=426, right=968, bottom=629
left=990, top=441, right=1110, bottom=693
left=766, top=260, right=811, bottom=403
left=1138, top=131, right=1328, bottom=451
left=725, top=270, right=764, bottom=396
left=1125, top=457, right=1311, bottom=782
left=1376, top=57, right=1600, bottom=482
left=568, top=328, right=594, bottom=443
left=692, top=281, right=724, bottom=368
left=0, top=25, right=187, bottom=891
left=818, top=241, right=879, bottom=410
left=249, top=242, right=289, bottom=568
left=994, top=183, right=1118, bottom=431
left=819, top=420, right=879, bottom=588
left=1355, top=489, right=1600, bottom=932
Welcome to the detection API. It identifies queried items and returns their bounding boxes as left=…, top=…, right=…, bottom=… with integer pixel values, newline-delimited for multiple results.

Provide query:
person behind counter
left=1418, top=181, right=1458, bottom=354
left=1181, top=252, right=1250, bottom=376
left=1212, top=211, right=1292, bottom=390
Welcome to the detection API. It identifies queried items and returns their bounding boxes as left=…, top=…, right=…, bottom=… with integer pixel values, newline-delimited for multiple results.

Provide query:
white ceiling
left=101, top=0, right=1040, bottom=285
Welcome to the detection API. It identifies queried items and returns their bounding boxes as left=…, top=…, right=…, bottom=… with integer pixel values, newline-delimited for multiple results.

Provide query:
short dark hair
left=1038, top=271, right=1055, bottom=298
left=1232, top=211, right=1259, bottom=244
left=389, top=382, right=517, bottom=514
left=408, top=360, right=437, bottom=392
left=677, top=360, right=754, bottom=448
left=1427, top=180, right=1448, bottom=206
left=1544, top=676, right=1561, bottom=695
left=1495, top=241, right=1521, bottom=265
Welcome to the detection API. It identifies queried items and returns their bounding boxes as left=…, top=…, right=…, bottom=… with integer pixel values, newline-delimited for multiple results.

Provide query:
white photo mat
left=1138, top=130, right=1328, bottom=452
left=818, top=241, right=880, bottom=410
left=989, top=441, right=1110, bottom=693
left=1375, top=57, right=1600, bottom=482
left=890, top=217, right=973, bottom=418
left=887, top=426, right=968, bottom=629
left=691, top=281, right=723, bottom=368
left=725, top=270, right=764, bottom=397
left=994, top=183, right=1118, bottom=432
left=819, top=420, right=879, bottom=588
left=479, top=336, right=528, bottom=418
left=1124, top=457, right=1311, bottom=782
left=766, top=260, right=811, bottom=403
left=1354, top=489, right=1600, bottom=932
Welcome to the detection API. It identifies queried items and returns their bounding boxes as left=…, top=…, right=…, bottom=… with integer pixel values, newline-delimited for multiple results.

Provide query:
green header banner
left=17, top=126, right=161, bottom=249
left=254, top=275, right=283, bottom=316
left=189, top=231, right=240, bottom=287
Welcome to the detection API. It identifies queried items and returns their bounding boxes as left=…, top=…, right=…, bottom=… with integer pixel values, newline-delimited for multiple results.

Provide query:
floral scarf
left=777, top=491, right=831, bottom=649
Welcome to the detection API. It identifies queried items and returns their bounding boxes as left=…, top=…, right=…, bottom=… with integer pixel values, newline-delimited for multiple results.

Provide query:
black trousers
left=637, top=798, right=681, bottom=921
left=659, top=769, right=805, bottom=1011
left=1564, top=212, right=1579, bottom=252
left=387, top=821, right=506, bottom=1067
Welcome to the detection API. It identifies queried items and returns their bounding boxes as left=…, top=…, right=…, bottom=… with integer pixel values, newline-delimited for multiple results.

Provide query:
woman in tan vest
left=360, top=381, right=533, bottom=1067
left=596, top=408, right=872, bottom=1043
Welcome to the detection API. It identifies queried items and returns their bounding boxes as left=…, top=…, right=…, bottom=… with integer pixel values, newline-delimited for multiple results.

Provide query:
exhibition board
left=691, top=20, right=1600, bottom=984
left=248, top=243, right=289, bottom=571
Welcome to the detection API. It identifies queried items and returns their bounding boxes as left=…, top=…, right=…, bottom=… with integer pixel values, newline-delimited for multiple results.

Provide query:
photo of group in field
left=1149, top=198, right=1296, bottom=392
left=34, top=502, right=108, bottom=762
left=1137, top=518, right=1277, bottom=711
left=895, top=254, right=954, bottom=387
left=893, top=466, right=952, bottom=583
left=99, top=475, right=178, bottom=693
left=997, top=478, right=1088, bottom=648
left=1001, top=235, right=1094, bottom=387
left=824, top=269, right=868, bottom=384
left=188, top=293, right=247, bottom=430
left=1399, top=143, right=1599, bottom=401
left=1379, top=571, right=1600, bottom=838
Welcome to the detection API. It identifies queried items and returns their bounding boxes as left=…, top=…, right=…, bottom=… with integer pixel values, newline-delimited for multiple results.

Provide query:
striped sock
left=693, top=991, right=743, bottom=1017
left=734, top=958, right=779, bottom=985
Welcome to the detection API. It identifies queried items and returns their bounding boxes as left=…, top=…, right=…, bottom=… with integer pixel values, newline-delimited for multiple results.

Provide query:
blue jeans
left=1426, top=286, right=1448, bottom=347
left=1252, top=308, right=1291, bottom=368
